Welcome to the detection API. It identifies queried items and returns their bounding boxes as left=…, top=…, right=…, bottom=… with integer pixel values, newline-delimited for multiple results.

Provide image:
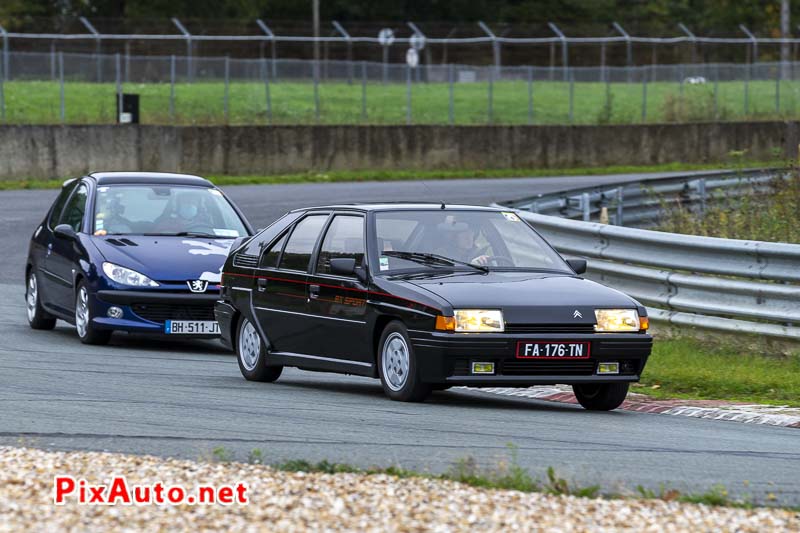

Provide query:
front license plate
left=165, top=320, right=220, bottom=335
left=516, top=341, right=590, bottom=359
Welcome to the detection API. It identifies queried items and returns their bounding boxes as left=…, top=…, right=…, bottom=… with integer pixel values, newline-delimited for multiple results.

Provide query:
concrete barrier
left=0, top=122, right=794, bottom=180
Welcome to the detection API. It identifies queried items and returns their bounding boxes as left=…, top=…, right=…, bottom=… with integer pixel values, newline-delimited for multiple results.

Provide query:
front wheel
left=75, top=282, right=112, bottom=345
left=236, top=316, right=282, bottom=382
left=572, top=383, right=629, bottom=411
left=377, top=321, right=431, bottom=402
left=26, top=270, right=56, bottom=330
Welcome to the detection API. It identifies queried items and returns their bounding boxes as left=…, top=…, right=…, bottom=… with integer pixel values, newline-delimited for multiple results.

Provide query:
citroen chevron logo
left=573, top=310, right=583, bottom=319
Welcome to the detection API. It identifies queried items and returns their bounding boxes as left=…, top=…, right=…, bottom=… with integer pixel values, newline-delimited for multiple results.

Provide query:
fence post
left=744, top=63, right=750, bottom=115
left=448, top=63, right=454, bottom=125
left=170, top=55, right=176, bottom=122
left=713, top=64, right=719, bottom=118
left=115, top=53, right=121, bottom=123
left=568, top=69, right=574, bottom=124
left=527, top=65, right=534, bottom=125
left=59, top=52, right=65, bottom=124
left=0, top=25, right=8, bottom=82
left=776, top=66, right=781, bottom=115
left=50, top=42, right=56, bottom=80
left=313, top=60, right=320, bottom=123
left=361, top=61, right=367, bottom=123
left=641, top=66, right=648, bottom=122
left=406, top=64, right=412, bottom=125
left=224, top=56, right=230, bottom=123
left=487, top=66, right=494, bottom=124
left=263, top=58, right=272, bottom=125
left=0, top=53, right=4, bottom=123
left=124, top=41, right=130, bottom=83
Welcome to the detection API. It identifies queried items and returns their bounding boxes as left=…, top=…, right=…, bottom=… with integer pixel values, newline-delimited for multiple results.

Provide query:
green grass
left=0, top=159, right=778, bottom=191
left=3, top=79, right=800, bottom=125
left=200, top=444, right=785, bottom=509
left=656, top=171, right=800, bottom=243
left=636, top=336, right=800, bottom=407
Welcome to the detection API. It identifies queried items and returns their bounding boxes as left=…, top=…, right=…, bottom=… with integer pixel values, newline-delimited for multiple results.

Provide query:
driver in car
left=155, top=191, right=211, bottom=233
left=440, top=218, right=492, bottom=266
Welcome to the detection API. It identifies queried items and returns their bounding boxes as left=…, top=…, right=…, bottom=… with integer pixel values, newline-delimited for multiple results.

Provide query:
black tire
left=377, top=321, right=431, bottom=402
left=572, top=383, right=629, bottom=411
left=75, top=281, right=112, bottom=345
left=26, top=270, right=56, bottom=330
left=236, top=315, right=282, bottom=382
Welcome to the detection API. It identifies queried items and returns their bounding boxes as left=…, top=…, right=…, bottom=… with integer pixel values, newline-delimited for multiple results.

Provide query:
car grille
left=131, top=304, right=215, bottom=324
left=232, top=253, right=259, bottom=268
left=501, top=360, right=596, bottom=376
left=504, top=324, right=595, bottom=334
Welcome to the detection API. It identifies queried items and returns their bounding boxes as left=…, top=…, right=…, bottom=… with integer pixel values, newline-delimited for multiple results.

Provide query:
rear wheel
left=26, top=270, right=56, bottom=330
left=377, top=321, right=431, bottom=402
left=236, top=316, right=282, bottom=382
left=75, top=282, right=112, bottom=345
left=572, top=383, right=629, bottom=411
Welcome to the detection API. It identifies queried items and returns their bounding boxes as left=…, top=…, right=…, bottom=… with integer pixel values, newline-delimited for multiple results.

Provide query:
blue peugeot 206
left=25, top=172, right=253, bottom=344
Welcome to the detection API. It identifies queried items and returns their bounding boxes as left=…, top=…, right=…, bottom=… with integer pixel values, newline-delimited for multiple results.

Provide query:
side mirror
left=329, top=258, right=369, bottom=283
left=330, top=258, right=356, bottom=276
left=566, top=258, right=587, bottom=275
left=54, top=223, right=77, bottom=241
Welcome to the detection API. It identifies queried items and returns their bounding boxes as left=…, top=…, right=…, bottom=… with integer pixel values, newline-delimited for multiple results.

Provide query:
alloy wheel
left=75, top=286, right=89, bottom=338
left=238, top=319, right=261, bottom=372
left=382, top=332, right=410, bottom=391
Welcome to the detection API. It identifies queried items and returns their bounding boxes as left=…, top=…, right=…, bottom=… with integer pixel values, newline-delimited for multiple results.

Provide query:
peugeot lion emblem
left=188, top=280, right=208, bottom=293
left=573, top=310, right=583, bottom=319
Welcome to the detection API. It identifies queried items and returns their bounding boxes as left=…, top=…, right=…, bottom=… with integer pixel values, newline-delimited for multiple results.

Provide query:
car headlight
left=594, top=309, right=639, bottom=332
left=454, top=309, right=504, bottom=332
left=102, top=262, right=159, bottom=287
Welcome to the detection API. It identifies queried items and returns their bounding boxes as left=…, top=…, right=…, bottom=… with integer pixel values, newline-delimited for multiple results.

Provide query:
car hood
left=402, top=271, right=636, bottom=325
left=91, top=236, right=235, bottom=283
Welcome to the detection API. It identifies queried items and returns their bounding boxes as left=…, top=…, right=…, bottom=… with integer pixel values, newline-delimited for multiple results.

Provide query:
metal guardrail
left=498, top=168, right=800, bottom=340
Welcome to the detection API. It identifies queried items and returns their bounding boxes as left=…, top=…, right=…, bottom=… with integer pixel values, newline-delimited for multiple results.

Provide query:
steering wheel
left=484, top=255, right=514, bottom=267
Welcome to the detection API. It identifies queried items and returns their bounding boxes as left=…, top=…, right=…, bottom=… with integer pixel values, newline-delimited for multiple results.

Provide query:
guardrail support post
left=582, top=192, right=591, bottom=221
left=616, top=187, right=624, bottom=225
left=698, top=178, right=707, bottom=214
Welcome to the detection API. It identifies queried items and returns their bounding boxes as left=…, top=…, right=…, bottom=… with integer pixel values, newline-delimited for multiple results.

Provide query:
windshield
left=93, top=185, right=247, bottom=238
left=373, top=210, right=571, bottom=273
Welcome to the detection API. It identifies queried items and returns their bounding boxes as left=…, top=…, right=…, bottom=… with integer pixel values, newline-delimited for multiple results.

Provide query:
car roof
left=290, top=203, right=506, bottom=213
left=86, top=172, right=214, bottom=187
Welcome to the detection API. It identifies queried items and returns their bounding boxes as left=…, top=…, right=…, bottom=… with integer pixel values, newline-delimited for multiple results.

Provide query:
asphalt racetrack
left=1, top=173, right=798, bottom=505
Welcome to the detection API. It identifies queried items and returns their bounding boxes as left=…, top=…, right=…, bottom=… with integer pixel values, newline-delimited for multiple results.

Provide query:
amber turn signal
left=639, top=316, right=649, bottom=331
left=435, top=315, right=456, bottom=331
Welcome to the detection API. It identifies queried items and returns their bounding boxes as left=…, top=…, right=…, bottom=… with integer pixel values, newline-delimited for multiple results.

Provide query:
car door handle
left=309, top=285, right=320, bottom=299
left=257, top=278, right=268, bottom=292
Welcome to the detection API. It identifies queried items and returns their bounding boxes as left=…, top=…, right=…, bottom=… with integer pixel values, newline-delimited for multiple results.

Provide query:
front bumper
left=409, top=330, right=652, bottom=386
left=92, top=290, right=220, bottom=336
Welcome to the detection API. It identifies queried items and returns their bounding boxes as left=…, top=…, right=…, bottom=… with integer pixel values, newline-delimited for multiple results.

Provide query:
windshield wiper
left=143, top=231, right=227, bottom=238
left=382, top=251, right=489, bottom=273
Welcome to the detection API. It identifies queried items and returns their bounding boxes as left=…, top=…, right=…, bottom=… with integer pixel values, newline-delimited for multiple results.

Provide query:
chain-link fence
left=2, top=50, right=800, bottom=125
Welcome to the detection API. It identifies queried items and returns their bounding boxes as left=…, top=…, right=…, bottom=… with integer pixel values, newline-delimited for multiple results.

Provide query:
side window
left=316, top=215, right=365, bottom=275
left=259, top=231, right=288, bottom=269
left=57, top=184, right=89, bottom=232
left=47, top=181, right=79, bottom=230
left=278, top=215, right=328, bottom=272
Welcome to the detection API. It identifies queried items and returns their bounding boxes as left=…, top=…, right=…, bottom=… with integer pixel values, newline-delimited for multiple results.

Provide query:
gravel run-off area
left=0, top=447, right=798, bottom=532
